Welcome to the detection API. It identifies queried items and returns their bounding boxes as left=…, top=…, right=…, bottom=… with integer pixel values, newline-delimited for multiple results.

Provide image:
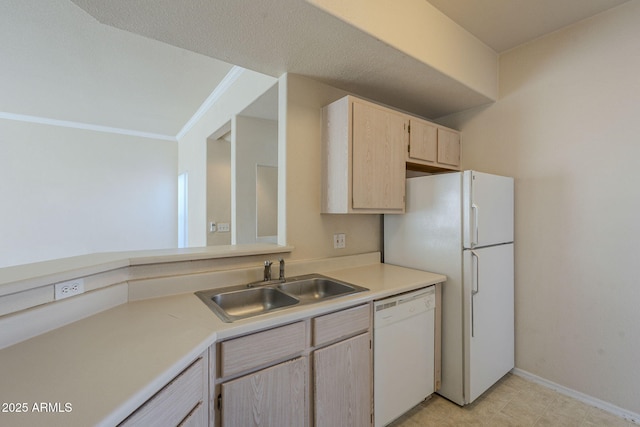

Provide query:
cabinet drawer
left=313, top=304, right=370, bottom=347
left=220, top=321, right=306, bottom=377
left=120, top=356, right=205, bottom=427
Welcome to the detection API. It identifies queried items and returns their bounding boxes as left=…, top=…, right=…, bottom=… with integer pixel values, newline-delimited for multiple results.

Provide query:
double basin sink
left=196, top=274, right=368, bottom=323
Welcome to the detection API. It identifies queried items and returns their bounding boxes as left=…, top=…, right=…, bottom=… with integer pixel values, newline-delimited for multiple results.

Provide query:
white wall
left=439, top=1, right=640, bottom=415
left=256, top=165, right=278, bottom=239
left=282, top=74, right=381, bottom=260
left=0, top=0, right=231, bottom=138
left=0, top=119, right=177, bottom=268
left=234, top=116, right=278, bottom=244
left=175, top=71, right=382, bottom=259
left=206, top=136, right=232, bottom=246
left=178, top=71, right=277, bottom=247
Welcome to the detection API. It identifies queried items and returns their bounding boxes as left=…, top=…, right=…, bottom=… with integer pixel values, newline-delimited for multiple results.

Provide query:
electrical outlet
left=333, top=233, right=346, bottom=249
left=54, top=278, right=85, bottom=300
left=218, top=223, right=230, bottom=232
left=209, top=222, right=217, bottom=233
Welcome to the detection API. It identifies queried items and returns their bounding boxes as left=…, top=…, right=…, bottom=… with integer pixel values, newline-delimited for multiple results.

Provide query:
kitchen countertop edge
left=0, top=262, right=445, bottom=427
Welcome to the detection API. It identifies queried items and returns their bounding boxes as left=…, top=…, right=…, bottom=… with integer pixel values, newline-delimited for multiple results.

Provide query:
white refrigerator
left=384, top=171, right=514, bottom=406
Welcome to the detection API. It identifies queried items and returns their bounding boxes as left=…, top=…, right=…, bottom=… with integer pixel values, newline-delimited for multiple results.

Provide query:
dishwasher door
left=374, top=287, right=436, bottom=427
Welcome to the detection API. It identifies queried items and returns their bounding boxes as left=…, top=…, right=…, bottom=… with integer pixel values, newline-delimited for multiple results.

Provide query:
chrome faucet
left=263, top=260, right=273, bottom=281
left=278, top=258, right=285, bottom=281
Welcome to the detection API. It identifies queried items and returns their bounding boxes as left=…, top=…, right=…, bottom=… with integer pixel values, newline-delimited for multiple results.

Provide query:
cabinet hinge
left=370, top=339, right=372, bottom=349
left=217, top=393, right=222, bottom=410
left=407, top=124, right=411, bottom=133
left=407, top=144, right=410, bottom=153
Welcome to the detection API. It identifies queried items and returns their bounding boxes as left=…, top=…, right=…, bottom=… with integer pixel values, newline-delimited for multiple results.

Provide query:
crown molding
left=0, top=112, right=176, bottom=142
left=176, top=66, right=245, bottom=141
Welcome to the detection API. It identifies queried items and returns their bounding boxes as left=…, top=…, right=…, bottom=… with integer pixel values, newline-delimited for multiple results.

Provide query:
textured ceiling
left=69, top=0, right=632, bottom=122
left=3, top=0, right=630, bottom=138
left=427, top=0, right=631, bottom=53
left=70, top=0, right=494, bottom=120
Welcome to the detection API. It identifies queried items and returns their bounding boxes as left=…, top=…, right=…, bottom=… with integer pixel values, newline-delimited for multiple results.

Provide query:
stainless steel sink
left=277, top=276, right=365, bottom=301
left=197, top=287, right=298, bottom=323
left=196, top=274, right=368, bottom=323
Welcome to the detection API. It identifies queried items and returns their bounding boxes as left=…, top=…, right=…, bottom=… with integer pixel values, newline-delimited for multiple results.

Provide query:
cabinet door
left=437, top=128, right=461, bottom=167
left=178, top=403, right=206, bottom=427
left=352, top=100, right=406, bottom=211
left=314, top=333, right=371, bottom=427
left=408, top=119, right=437, bottom=163
left=120, top=355, right=207, bottom=427
left=221, top=357, right=307, bottom=427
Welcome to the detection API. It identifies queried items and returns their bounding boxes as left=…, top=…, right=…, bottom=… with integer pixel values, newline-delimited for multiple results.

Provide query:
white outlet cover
left=54, top=278, right=85, bottom=300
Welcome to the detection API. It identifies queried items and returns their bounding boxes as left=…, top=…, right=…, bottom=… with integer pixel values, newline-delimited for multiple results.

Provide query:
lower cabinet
left=220, top=357, right=307, bottom=427
left=314, top=333, right=371, bottom=427
left=119, top=351, right=208, bottom=427
left=215, top=304, right=373, bottom=427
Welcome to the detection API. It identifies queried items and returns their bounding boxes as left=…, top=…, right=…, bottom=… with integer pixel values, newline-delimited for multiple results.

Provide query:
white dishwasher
left=374, top=286, right=436, bottom=427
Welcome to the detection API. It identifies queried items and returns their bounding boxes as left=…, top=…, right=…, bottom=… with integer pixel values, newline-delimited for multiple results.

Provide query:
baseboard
left=511, top=368, right=640, bottom=424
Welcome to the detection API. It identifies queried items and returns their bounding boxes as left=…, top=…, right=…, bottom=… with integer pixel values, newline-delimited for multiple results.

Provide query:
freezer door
left=463, top=244, right=514, bottom=404
left=463, top=171, right=514, bottom=248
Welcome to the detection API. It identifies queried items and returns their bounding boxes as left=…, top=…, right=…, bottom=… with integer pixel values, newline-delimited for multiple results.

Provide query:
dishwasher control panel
left=374, top=286, right=435, bottom=328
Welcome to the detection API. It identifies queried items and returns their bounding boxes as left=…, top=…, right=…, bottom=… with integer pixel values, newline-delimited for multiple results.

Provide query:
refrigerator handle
left=471, top=250, right=480, bottom=295
left=471, top=250, right=479, bottom=337
left=472, top=203, right=479, bottom=246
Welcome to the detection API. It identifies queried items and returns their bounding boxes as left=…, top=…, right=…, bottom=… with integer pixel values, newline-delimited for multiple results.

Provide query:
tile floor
left=388, top=373, right=636, bottom=427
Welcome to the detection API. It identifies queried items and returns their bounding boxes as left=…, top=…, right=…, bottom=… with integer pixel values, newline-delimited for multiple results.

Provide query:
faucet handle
left=278, top=258, right=285, bottom=281
left=263, top=260, right=273, bottom=281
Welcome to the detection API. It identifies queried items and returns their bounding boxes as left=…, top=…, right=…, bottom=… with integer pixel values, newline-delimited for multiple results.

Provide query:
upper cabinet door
left=406, top=118, right=461, bottom=172
left=408, top=118, right=438, bottom=163
left=351, top=100, right=406, bottom=211
left=321, top=95, right=461, bottom=213
left=321, top=95, right=406, bottom=214
left=437, top=128, right=461, bottom=167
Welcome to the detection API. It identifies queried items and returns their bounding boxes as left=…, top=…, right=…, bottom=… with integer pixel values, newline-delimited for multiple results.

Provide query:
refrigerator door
left=463, top=243, right=514, bottom=403
left=384, top=173, right=466, bottom=405
left=463, top=171, right=514, bottom=249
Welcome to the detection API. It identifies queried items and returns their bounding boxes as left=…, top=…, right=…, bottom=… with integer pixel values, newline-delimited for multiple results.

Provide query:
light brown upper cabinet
left=322, top=96, right=407, bottom=214
left=407, top=117, right=461, bottom=171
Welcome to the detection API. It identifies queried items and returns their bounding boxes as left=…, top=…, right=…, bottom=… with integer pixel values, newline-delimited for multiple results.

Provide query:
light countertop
left=0, top=243, right=293, bottom=296
left=0, top=263, right=445, bottom=427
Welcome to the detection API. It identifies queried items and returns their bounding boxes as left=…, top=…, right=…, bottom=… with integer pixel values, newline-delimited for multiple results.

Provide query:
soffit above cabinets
left=70, top=0, right=497, bottom=120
